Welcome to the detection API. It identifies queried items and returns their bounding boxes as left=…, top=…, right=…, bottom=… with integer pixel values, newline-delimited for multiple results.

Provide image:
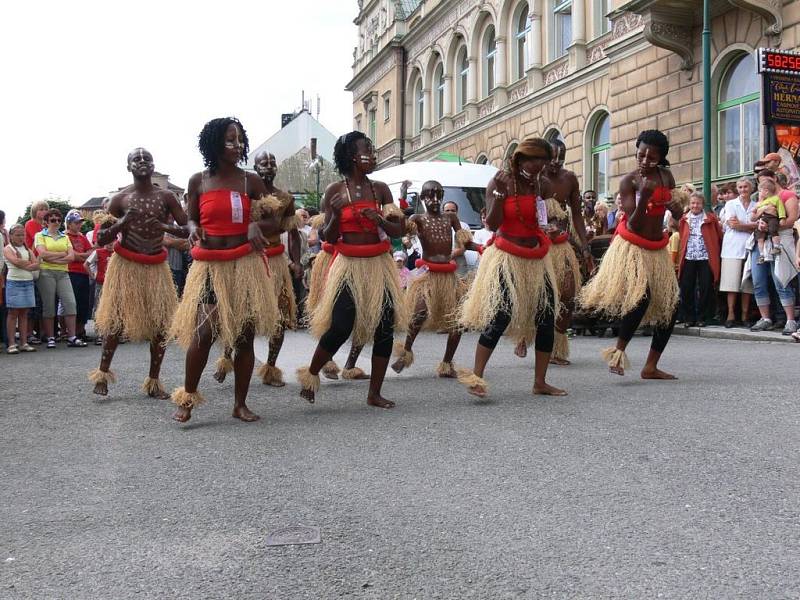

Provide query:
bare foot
left=367, top=394, right=395, bottom=409
left=549, top=357, right=570, bottom=366
left=232, top=405, right=261, bottom=422
left=609, top=365, right=625, bottom=376
left=343, top=368, right=370, bottom=380
left=641, top=367, right=677, bottom=380
left=533, top=382, right=568, bottom=396
left=438, top=365, right=457, bottom=378
left=147, top=388, right=171, bottom=400
left=173, top=407, right=192, bottom=422
left=322, top=371, right=339, bottom=380
left=266, top=379, right=286, bottom=388
left=93, top=382, right=108, bottom=396
left=467, top=384, right=487, bottom=399
left=300, top=388, right=315, bottom=404
left=213, top=368, right=228, bottom=384
left=390, top=358, right=406, bottom=374
left=514, top=341, right=527, bottom=358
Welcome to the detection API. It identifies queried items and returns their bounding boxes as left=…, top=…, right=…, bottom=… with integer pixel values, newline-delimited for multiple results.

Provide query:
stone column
left=569, top=0, right=586, bottom=70
left=527, top=1, right=544, bottom=90
left=495, top=36, right=509, bottom=106
left=421, top=87, right=432, bottom=145
left=465, top=56, right=479, bottom=121
left=441, top=74, right=453, bottom=134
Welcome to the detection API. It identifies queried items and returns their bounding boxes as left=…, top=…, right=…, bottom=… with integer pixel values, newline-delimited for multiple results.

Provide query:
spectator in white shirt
left=719, top=178, right=757, bottom=327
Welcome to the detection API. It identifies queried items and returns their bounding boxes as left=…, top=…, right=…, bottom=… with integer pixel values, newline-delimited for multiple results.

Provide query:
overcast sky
left=1, top=0, right=356, bottom=222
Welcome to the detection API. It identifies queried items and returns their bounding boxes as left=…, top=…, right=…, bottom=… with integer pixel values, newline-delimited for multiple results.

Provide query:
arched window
left=434, top=62, right=445, bottom=122
left=476, top=154, right=489, bottom=165
left=413, top=77, right=424, bottom=135
left=514, top=3, right=530, bottom=81
left=545, top=129, right=564, bottom=145
left=505, top=142, right=519, bottom=169
left=589, top=113, right=611, bottom=199
left=552, top=0, right=572, bottom=60
left=482, top=25, right=497, bottom=98
left=718, top=53, right=760, bottom=177
left=457, top=47, right=469, bottom=111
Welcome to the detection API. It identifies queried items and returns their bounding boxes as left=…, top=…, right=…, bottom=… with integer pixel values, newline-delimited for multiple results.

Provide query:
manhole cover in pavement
left=266, top=525, right=321, bottom=546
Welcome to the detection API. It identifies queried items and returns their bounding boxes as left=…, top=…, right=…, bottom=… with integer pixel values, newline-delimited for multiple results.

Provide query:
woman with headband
left=297, top=131, right=406, bottom=408
left=578, top=129, right=685, bottom=379
left=457, top=137, right=566, bottom=398
left=169, top=117, right=280, bottom=423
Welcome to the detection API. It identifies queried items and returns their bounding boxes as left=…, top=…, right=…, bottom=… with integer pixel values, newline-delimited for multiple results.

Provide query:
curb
left=672, top=326, right=795, bottom=343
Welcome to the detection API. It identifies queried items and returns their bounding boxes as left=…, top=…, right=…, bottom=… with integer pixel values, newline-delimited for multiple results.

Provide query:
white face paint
left=359, top=155, right=372, bottom=164
left=520, top=169, right=534, bottom=181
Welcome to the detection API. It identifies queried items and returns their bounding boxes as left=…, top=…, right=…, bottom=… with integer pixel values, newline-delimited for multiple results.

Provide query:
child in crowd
left=3, top=224, right=40, bottom=353
left=753, top=179, right=785, bottom=263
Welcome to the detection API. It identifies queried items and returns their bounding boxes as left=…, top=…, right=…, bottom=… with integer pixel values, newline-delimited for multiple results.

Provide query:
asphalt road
left=2, top=331, right=799, bottom=599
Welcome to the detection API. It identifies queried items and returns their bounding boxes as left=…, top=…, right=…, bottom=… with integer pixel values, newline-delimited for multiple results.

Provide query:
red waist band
left=322, top=242, right=335, bottom=255
left=113, top=242, right=168, bottom=265
left=191, top=243, right=253, bottom=262
left=264, top=244, right=285, bottom=258
left=333, top=239, right=391, bottom=258
left=487, top=231, right=550, bottom=259
left=615, top=215, right=669, bottom=250
left=552, top=232, right=569, bottom=245
left=415, top=259, right=457, bottom=273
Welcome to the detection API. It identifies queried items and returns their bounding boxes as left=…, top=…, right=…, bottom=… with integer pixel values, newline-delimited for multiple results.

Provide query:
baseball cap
left=762, top=152, right=782, bottom=162
left=65, top=209, right=85, bottom=224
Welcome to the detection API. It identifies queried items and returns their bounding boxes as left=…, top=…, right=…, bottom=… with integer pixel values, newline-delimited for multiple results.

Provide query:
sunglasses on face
left=49, top=218, right=61, bottom=223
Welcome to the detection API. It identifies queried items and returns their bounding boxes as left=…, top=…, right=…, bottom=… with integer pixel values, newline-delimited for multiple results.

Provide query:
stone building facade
left=347, top=0, right=797, bottom=200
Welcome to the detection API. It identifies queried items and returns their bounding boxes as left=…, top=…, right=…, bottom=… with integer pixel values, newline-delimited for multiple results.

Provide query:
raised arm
left=485, top=172, right=510, bottom=231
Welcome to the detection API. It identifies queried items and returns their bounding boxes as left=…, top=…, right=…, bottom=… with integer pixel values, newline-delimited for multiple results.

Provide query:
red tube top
left=199, top=189, right=251, bottom=236
left=642, top=187, right=672, bottom=218
left=340, top=201, right=380, bottom=234
left=498, top=195, right=541, bottom=237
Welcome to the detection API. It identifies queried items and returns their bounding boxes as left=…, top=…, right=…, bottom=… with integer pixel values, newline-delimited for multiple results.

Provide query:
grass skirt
left=310, top=252, right=406, bottom=347
left=405, top=270, right=464, bottom=332
left=550, top=241, right=582, bottom=292
left=306, top=251, right=332, bottom=311
left=577, top=236, right=678, bottom=326
left=169, top=252, right=279, bottom=350
left=268, top=252, right=297, bottom=330
left=95, top=254, right=177, bottom=341
left=458, top=245, right=559, bottom=342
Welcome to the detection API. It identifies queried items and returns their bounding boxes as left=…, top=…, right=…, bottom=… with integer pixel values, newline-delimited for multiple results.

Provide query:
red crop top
left=340, top=200, right=381, bottom=234
left=639, top=186, right=672, bottom=218
left=199, top=189, right=251, bottom=236
left=497, top=195, right=541, bottom=237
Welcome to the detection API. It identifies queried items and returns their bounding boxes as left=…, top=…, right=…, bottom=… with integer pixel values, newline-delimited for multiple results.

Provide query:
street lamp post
left=702, top=0, right=712, bottom=211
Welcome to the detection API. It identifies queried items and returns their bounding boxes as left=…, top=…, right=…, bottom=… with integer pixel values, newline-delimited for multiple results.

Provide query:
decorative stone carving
left=544, top=61, right=569, bottom=86
left=352, top=51, right=398, bottom=99
left=508, top=80, right=528, bottom=103
left=587, top=43, right=606, bottom=65
left=453, top=113, right=467, bottom=129
left=612, top=11, right=643, bottom=39
left=406, top=0, right=480, bottom=62
left=410, top=135, right=422, bottom=152
left=431, top=124, right=443, bottom=140
left=477, top=97, right=495, bottom=118
left=729, top=0, right=782, bottom=36
left=643, top=20, right=694, bottom=72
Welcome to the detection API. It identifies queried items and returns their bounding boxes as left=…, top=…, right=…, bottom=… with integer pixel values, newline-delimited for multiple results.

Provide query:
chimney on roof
left=310, top=137, right=318, bottom=160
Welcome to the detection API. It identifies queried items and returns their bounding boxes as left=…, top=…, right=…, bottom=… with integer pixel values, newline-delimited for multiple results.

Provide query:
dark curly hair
left=198, top=117, right=249, bottom=174
left=333, top=131, right=369, bottom=177
left=636, top=129, right=670, bottom=167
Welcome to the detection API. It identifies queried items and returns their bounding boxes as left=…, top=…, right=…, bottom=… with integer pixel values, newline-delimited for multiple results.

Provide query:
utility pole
left=702, top=0, right=712, bottom=211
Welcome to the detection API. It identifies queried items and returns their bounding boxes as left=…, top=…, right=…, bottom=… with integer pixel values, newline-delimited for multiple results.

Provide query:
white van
left=370, top=161, right=498, bottom=230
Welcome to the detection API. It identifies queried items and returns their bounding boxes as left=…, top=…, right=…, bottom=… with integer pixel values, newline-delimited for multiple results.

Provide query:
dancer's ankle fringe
left=88, top=368, right=117, bottom=385
left=171, top=387, right=205, bottom=409
left=296, top=367, right=321, bottom=392
left=601, top=347, right=630, bottom=369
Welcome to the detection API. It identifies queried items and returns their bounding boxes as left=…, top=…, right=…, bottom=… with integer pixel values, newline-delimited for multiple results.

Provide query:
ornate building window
left=551, top=0, right=572, bottom=60
left=368, top=108, right=377, bottom=144
left=717, top=53, right=760, bottom=178
left=589, top=112, right=611, bottom=199
left=414, top=77, right=424, bottom=135
left=457, top=47, right=469, bottom=111
left=514, top=3, right=530, bottom=81
left=482, top=25, right=497, bottom=98
left=434, top=62, right=445, bottom=122
left=476, top=154, right=489, bottom=165
left=594, top=0, right=610, bottom=37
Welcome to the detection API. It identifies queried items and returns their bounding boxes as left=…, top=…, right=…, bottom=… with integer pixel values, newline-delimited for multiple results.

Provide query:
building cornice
left=347, top=41, right=403, bottom=97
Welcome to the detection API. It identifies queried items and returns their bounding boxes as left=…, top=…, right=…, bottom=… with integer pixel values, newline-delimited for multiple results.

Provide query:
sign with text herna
left=758, top=48, right=800, bottom=126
